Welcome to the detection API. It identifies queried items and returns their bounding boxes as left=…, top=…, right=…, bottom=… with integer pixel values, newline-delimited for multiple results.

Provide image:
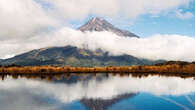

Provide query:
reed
left=0, top=62, right=195, bottom=76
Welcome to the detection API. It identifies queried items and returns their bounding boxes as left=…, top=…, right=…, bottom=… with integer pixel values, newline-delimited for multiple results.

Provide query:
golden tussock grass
left=0, top=62, right=195, bottom=77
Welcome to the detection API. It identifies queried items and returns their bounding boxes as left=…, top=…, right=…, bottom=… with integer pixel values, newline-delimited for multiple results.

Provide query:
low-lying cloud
left=1, top=27, right=195, bottom=61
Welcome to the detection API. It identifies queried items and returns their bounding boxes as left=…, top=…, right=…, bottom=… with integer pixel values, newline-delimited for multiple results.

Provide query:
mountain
left=78, top=17, right=139, bottom=38
left=0, top=59, right=2, bottom=65
left=0, top=17, right=162, bottom=66
left=0, top=46, right=161, bottom=66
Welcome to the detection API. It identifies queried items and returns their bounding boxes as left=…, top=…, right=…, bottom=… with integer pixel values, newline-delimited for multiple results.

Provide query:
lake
left=0, top=74, right=195, bottom=110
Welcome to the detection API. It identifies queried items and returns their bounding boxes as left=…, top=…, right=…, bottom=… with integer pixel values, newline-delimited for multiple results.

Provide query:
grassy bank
left=0, top=61, right=195, bottom=76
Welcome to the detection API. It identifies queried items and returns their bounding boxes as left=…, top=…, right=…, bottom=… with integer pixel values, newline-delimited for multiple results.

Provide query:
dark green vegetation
left=0, top=46, right=163, bottom=66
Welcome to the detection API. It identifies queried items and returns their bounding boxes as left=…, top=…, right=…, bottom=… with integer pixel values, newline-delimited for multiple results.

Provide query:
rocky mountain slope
left=78, top=17, right=139, bottom=38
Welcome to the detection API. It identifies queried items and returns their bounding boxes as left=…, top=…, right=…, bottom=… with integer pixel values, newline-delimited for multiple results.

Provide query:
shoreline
left=0, top=62, right=195, bottom=78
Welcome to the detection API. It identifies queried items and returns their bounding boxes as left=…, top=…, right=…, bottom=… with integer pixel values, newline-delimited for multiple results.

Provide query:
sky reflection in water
left=0, top=74, right=195, bottom=110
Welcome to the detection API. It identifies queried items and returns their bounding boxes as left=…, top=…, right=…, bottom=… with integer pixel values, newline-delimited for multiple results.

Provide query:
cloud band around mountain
left=1, top=27, right=195, bottom=61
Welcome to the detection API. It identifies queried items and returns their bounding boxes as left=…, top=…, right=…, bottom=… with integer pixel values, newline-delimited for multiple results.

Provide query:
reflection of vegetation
left=0, top=72, right=193, bottom=81
left=0, top=61, right=195, bottom=81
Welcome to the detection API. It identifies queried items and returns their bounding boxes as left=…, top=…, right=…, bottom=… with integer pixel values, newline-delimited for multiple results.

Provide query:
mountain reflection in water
left=0, top=74, right=195, bottom=110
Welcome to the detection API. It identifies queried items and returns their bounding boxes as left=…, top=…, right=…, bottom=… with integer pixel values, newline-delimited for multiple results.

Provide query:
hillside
left=0, top=17, right=160, bottom=66
left=0, top=46, right=160, bottom=66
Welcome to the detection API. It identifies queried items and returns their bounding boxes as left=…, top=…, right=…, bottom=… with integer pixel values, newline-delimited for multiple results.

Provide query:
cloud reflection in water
left=0, top=75, right=195, bottom=110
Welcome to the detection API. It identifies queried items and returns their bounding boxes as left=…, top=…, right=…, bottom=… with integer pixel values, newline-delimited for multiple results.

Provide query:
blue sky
left=70, top=1, right=195, bottom=37
left=127, top=13, right=195, bottom=37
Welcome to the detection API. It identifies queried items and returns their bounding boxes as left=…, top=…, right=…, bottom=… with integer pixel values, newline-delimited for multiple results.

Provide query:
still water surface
left=0, top=74, right=195, bottom=110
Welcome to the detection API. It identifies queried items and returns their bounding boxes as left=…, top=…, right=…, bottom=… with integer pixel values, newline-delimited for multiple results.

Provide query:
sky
left=0, top=0, right=195, bottom=61
left=70, top=1, right=195, bottom=37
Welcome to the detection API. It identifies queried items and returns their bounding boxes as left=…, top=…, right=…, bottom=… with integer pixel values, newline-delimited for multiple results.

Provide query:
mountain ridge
left=78, top=17, right=139, bottom=38
left=0, top=17, right=162, bottom=66
left=0, top=46, right=162, bottom=66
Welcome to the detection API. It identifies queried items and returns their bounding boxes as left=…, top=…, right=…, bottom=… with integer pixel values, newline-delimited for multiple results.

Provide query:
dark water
left=0, top=74, right=195, bottom=110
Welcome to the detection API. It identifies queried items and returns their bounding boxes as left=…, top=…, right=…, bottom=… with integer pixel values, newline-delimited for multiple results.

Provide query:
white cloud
left=1, top=54, right=15, bottom=60
left=176, top=10, right=194, bottom=19
left=41, top=0, right=192, bottom=19
left=0, top=89, right=58, bottom=110
left=0, top=0, right=58, bottom=40
left=0, top=0, right=192, bottom=40
left=0, top=0, right=190, bottom=40
left=0, top=75, right=195, bottom=106
left=0, top=0, right=192, bottom=38
left=1, top=27, right=195, bottom=61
